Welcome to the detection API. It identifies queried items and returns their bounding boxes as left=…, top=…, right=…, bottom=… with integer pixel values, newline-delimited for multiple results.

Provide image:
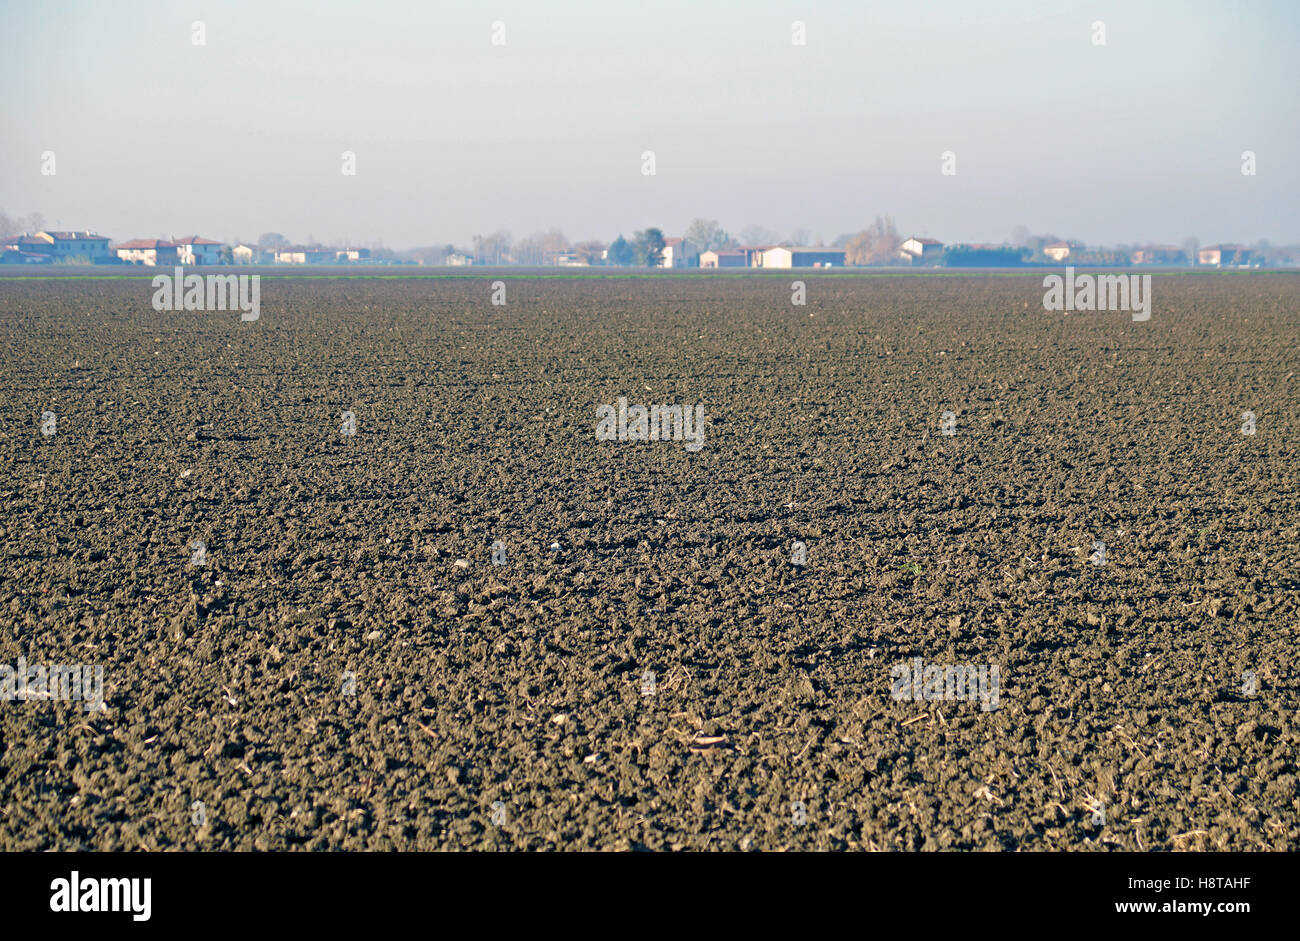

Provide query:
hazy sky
left=2, top=0, right=1297, bottom=248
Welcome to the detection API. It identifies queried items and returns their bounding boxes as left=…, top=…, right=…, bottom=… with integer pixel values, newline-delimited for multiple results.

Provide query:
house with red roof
left=172, top=236, right=225, bottom=265
left=114, top=239, right=181, bottom=266
left=114, top=236, right=226, bottom=265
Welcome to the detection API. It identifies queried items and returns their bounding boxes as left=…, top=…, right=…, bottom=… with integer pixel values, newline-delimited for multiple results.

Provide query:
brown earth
left=0, top=271, right=1297, bottom=850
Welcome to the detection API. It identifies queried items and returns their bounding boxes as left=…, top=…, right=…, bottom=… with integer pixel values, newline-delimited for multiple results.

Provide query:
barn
left=1198, top=244, right=1252, bottom=267
left=760, top=247, right=845, bottom=268
left=698, top=250, right=748, bottom=268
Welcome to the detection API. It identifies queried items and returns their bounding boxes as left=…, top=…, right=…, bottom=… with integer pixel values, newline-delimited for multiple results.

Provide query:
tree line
left=12, top=209, right=1291, bottom=267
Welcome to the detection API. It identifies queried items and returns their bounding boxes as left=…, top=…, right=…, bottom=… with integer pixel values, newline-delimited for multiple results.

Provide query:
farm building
left=336, top=248, right=371, bottom=262
left=115, top=239, right=182, bottom=266
left=760, top=247, right=846, bottom=268
left=659, top=238, right=699, bottom=268
left=543, top=250, right=586, bottom=266
left=1131, top=246, right=1187, bottom=265
left=232, top=242, right=272, bottom=264
left=16, top=231, right=113, bottom=261
left=274, top=246, right=337, bottom=264
left=698, top=249, right=748, bottom=268
left=1198, top=244, right=1252, bottom=266
left=734, top=245, right=774, bottom=267
left=0, top=251, right=52, bottom=264
left=2, top=236, right=54, bottom=260
left=899, top=237, right=943, bottom=264
left=1043, top=241, right=1084, bottom=262
left=0, top=236, right=53, bottom=264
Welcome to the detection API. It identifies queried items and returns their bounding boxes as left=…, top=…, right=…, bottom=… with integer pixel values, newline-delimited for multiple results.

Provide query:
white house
left=274, top=246, right=336, bottom=264
left=1044, top=241, right=1080, bottom=262
left=899, top=236, right=943, bottom=264
left=232, top=242, right=267, bottom=264
left=115, top=238, right=179, bottom=266
left=172, top=236, right=225, bottom=265
left=659, top=237, right=699, bottom=268
left=115, top=236, right=225, bottom=265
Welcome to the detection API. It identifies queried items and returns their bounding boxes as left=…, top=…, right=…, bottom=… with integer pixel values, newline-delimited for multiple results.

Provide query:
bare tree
left=574, top=240, right=605, bottom=265
left=474, top=230, right=512, bottom=265
left=539, top=229, right=569, bottom=255
left=511, top=230, right=568, bottom=265
left=2, top=210, right=46, bottom=235
left=684, top=218, right=737, bottom=252
left=844, top=216, right=901, bottom=265
left=512, top=233, right=545, bottom=266
left=738, top=224, right=780, bottom=246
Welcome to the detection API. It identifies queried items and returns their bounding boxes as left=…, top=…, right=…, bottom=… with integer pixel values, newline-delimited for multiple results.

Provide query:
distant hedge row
left=941, top=246, right=1029, bottom=267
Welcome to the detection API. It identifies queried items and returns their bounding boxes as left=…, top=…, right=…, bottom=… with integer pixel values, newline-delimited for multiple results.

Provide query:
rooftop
left=115, top=238, right=174, bottom=250
left=40, top=231, right=110, bottom=241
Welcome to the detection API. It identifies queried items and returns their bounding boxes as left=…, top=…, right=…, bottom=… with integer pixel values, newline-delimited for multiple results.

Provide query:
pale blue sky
left=2, top=0, right=1296, bottom=247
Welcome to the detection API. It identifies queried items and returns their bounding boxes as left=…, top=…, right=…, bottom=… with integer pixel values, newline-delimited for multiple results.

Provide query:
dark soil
left=1, top=271, right=1297, bottom=850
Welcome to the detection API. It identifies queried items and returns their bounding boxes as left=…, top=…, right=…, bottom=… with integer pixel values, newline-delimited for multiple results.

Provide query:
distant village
left=2, top=225, right=1296, bottom=269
